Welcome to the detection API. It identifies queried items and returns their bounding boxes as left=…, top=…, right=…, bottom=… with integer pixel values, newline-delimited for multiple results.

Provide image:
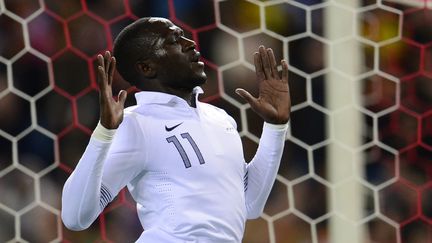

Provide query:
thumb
left=235, top=88, right=258, bottom=107
left=118, top=90, right=127, bottom=106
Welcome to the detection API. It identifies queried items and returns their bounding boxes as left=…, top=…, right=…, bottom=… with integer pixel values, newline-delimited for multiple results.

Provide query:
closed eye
left=169, top=29, right=184, bottom=44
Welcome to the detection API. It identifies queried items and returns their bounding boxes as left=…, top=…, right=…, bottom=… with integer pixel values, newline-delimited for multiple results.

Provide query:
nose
left=181, top=36, right=196, bottom=52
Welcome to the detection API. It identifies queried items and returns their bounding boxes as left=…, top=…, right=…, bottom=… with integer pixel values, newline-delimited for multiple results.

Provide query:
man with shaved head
left=62, top=17, right=291, bottom=242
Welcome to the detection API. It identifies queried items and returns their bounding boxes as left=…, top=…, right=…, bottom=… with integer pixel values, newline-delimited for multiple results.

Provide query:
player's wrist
left=263, top=121, right=289, bottom=131
left=92, top=121, right=117, bottom=142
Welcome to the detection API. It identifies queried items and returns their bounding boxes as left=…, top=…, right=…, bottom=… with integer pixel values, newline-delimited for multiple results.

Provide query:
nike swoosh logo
left=165, top=122, right=183, bottom=132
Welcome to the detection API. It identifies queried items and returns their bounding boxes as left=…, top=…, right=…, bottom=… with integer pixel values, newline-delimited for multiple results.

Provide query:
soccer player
left=61, top=17, right=291, bottom=242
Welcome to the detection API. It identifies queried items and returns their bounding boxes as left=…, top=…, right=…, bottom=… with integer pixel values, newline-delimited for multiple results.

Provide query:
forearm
left=245, top=122, right=288, bottom=219
left=61, top=123, right=116, bottom=230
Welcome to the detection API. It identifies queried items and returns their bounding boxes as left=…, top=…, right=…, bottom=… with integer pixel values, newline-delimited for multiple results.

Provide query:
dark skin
left=236, top=46, right=291, bottom=125
left=97, top=52, right=127, bottom=130
left=97, top=18, right=290, bottom=129
left=134, top=18, right=207, bottom=104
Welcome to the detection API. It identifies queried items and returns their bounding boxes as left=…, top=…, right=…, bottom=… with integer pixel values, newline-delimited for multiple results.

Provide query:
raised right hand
left=97, top=51, right=127, bottom=129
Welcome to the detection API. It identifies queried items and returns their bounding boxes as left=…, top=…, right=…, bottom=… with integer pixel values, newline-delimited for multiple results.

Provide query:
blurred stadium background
left=0, top=0, right=431, bottom=242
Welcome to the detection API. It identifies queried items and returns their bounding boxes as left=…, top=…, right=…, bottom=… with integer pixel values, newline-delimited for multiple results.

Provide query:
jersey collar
left=134, top=86, right=204, bottom=106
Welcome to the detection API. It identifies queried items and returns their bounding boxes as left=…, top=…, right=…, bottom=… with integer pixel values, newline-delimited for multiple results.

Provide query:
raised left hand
left=236, top=45, right=291, bottom=124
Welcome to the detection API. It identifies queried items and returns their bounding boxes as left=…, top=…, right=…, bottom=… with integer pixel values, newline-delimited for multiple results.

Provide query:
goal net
left=0, top=0, right=430, bottom=242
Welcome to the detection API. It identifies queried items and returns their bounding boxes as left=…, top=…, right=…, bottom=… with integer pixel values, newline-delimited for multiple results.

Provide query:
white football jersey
left=61, top=87, right=288, bottom=243
left=103, top=88, right=247, bottom=242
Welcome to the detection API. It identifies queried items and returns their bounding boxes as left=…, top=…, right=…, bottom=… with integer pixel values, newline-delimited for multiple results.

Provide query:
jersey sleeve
left=244, top=122, right=288, bottom=219
left=100, top=113, right=146, bottom=198
left=61, top=113, right=146, bottom=230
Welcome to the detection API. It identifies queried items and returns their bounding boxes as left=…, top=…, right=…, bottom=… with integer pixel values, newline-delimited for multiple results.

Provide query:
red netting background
left=0, top=0, right=431, bottom=242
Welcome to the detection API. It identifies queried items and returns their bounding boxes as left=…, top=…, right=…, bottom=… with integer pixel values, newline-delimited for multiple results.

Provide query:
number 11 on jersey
left=166, top=132, right=205, bottom=168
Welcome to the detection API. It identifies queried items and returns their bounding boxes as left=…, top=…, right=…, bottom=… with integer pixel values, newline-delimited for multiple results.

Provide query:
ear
left=136, top=61, right=157, bottom=79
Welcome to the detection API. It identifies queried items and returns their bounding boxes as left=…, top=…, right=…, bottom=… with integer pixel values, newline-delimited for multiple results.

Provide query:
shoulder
left=200, top=102, right=229, bottom=117
left=120, top=105, right=158, bottom=138
left=114, top=106, right=143, bottom=140
left=199, top=102, right=238, bottom=129
left=123, top=105, right=152, bottom=124
left=124, top=105, right=138, bottom=116
left=120, top=106, right=139, bottom=127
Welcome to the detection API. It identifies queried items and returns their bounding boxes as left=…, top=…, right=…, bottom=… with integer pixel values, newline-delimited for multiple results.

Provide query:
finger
left=98, top=65, right=112, bottom=98
left=104, top=51, right=111, bottom=73
left=108, top=57, right=116, bottom=86
left=118, top=90, right=127, bottom=107
left=254, top=52, right=265, bottom=81
left=97, top=54, right=105, bottom=71
left=97, top=66, right=109, bottom=99
left=235, top=88, right=258, bottom=107
left=281, top=60, right=288, bottom=83
left=259, top=46, right=272, bottom=79
left=267, top=48, right=279, bottom=79
left=97, top=66, right=106, bottom=86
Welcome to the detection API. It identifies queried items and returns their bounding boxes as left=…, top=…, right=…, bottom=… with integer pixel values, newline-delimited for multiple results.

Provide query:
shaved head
left=113, top=17, right=206, bottom=91
left=113, top=17, right=172, bottom=85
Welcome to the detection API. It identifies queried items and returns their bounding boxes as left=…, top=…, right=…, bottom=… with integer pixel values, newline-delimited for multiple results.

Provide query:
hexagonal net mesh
left=0, top=0, right=431, bottom=242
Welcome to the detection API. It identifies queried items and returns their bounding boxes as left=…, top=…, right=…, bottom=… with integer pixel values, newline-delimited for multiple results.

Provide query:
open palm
left=97, top=51, right=127, bottom=129
left=236, top=46, right=291, bottom=124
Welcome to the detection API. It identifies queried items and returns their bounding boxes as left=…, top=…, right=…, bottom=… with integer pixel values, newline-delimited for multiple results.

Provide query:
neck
left=137, top=81, right=196, bottom=107
left=164, top=86, right=196, bottom=107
